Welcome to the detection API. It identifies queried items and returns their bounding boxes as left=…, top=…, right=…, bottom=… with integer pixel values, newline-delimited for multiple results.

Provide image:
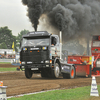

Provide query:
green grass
left=0, top=67, right=16, bottom=72
left=0, top=62, right=11, bottom=64
left=8, top=85, right=100, bottom=100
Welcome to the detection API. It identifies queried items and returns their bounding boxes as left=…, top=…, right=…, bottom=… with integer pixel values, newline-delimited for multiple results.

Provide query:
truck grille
left=21, top=48, right=49, bottom=63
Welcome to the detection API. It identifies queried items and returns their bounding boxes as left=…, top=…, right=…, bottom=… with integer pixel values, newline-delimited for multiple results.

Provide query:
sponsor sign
left=30, top=48, right=39, bottom=50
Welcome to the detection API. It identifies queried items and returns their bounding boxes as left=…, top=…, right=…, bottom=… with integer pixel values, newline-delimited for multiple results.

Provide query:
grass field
left=0, top=62, right=17, bottom=71
left=8, top=85, right=100, bottom=100
left=0, top=62, right=100, bottom=100
left=0, top=62, right=11, bottom=64
left=0, top=67, right=16, bottom=71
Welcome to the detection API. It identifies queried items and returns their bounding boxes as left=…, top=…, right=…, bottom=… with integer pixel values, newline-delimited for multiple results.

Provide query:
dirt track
left=0, top=64, right=100, bottom=97
left=0, top=64, right=18, bottom=68
left=0, top=71, right=100, bottom=97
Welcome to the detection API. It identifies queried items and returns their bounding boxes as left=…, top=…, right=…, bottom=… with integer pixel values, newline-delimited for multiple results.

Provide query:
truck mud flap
left=61, top=63, right=71, bottom=74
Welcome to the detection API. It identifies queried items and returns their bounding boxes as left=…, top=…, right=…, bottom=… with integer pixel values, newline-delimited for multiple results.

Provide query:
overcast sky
left=0, top=0, right=34, bottom=36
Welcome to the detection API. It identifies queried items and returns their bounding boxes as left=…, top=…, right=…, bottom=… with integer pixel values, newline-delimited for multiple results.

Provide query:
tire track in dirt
left=0, top=64, right=18, bottom=68
left=0, top=71, right=100, bottom=97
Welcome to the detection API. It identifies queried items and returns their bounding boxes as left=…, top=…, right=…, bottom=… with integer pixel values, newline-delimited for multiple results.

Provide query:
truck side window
left=51, top=37, right=57, bottom=46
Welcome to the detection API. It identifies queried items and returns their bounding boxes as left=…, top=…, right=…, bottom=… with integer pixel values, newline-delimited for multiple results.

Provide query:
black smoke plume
left=22, top=0, right=43, bottom=31
left=22, top=0, right=100, bottom=38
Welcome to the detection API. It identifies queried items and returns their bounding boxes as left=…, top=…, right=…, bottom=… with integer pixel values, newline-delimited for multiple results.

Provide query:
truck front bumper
left=21, top=63, right=52, bottom=69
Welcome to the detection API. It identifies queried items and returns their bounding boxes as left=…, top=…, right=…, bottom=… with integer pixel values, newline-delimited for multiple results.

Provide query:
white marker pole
left=90, top=76, right=99, bottom=96
left=0, top=86, right=7, bottom=100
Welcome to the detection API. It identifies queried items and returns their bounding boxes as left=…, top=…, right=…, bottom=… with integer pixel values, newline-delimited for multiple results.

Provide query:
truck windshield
left=92, top=41, right=100, bottom=47
left=21, top=38, right=49, bottom=47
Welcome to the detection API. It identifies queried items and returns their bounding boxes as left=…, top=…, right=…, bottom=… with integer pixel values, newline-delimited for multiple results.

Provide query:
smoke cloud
left=22, top=0, right=100, bottom=38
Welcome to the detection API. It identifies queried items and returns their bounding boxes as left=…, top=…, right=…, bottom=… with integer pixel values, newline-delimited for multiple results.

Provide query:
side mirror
left=20, top=42, right=21, bottom=48
left=20, top=39, right=22, bottom=48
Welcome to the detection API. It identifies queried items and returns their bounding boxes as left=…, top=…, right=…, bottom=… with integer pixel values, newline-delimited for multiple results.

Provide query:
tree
left=16, top=29, right=29, bottom=48
left=0, top=42, right=7, bottom=49
left=0, top=26, right=17, bottom=50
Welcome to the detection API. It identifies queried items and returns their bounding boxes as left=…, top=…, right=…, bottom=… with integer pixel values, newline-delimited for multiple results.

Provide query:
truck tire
left=41, top=70, right=47, bottom=78
left=41, top=69, right=50, bottom=78
left=25, top=68, right=32, bottom=79
left=52, top=63, right=60, bottom=78
left=63, top=66, right=75, bottom=79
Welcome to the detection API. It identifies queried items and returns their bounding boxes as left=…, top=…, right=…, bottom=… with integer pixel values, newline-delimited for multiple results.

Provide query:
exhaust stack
left=60, top=31, right=62, bottom=60
left=87, top=36, right=90, bottom=56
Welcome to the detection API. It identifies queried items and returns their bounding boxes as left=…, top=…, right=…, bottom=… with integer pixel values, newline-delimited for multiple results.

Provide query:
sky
left=0, top=0, right=34, bottom=36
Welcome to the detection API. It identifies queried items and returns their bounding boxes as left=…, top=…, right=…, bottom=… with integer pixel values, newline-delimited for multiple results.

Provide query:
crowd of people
left=0, top=53, right=15, bottom=59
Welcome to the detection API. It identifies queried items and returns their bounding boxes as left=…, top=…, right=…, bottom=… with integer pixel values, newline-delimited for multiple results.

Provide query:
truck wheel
left=25, top=68, right=32, bottom=79
left=41, top=70, right=46, bottom=78
left=52, top=63, right=60, bottom=78
left=63, top=66, right=75, bottom=79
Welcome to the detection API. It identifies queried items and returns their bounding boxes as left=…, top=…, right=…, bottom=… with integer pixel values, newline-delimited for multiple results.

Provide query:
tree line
left=0, top=26, right=86, bottom=54
left=0, top=26, right=29, bottom=52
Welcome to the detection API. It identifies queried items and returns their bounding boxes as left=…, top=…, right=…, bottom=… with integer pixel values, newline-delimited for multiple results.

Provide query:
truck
left=20, top=31, right=76, bottom=79
left=67, top=35, right=100, bottom=77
